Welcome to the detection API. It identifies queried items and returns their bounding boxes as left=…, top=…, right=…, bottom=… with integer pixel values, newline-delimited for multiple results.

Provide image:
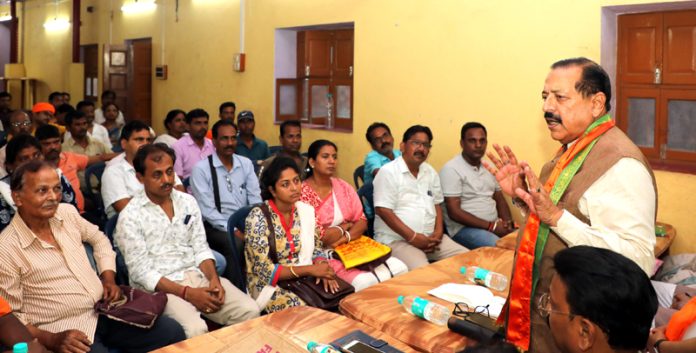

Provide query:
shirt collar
left=212, top=153, right=242, bottom=171
left=395, top=156, right=426, bottom=177
left=132, top=188, right=181, bottom=208
left=14, top=209, right=65, bottom=249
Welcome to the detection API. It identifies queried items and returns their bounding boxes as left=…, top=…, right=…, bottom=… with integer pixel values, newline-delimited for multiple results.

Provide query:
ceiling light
left=121, top=0, right=157, bottom=14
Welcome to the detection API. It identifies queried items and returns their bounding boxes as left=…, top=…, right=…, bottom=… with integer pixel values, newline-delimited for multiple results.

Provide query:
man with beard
left=259, top=120, right=308, bottom=179
left=72, top=100, right=112, bottom=149
left=373, top=125, right=468, bottom=270
left=484, top=57, right=656, bottom=353
left=172, top=109, right=215, bottom=179
left=114, top=144, right=259, bottom=338
left=439, top=122, right=514, bottom=249
left=191, top=120, right=261, bottom=283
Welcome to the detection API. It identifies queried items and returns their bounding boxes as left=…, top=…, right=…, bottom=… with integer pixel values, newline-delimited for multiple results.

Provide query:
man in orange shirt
left=30, top=103, right=66, bottom=136
left=0, top=297, right=47, bottom=352
left=35, top=125, right=96, bottom=213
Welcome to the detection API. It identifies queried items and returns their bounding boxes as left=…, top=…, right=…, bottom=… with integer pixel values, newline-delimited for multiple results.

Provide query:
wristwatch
left=654, top=339, right=667, bottom=353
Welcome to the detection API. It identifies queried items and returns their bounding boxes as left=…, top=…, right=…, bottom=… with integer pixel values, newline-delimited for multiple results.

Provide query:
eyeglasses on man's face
left=407, top=139, right=432, bottom=149
left=537, top=292, right=574, bottom=321
left=11, top=121, right=32, bottom=128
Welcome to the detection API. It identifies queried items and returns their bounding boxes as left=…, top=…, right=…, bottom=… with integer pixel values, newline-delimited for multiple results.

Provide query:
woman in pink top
left=300, top=140, right=407, bottom=291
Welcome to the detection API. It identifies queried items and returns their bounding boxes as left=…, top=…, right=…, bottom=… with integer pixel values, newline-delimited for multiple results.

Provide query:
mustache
left=161, top=183, right=174, bottom=190
left=544, top=112, right=563, bottom=124
left=414, top=152, right=426, bottom=158
left=43, top=200, right=59, bottom=208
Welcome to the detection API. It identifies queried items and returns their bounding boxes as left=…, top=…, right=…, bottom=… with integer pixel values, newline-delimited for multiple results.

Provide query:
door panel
left=662, top=88, right=696, bottom=162
left=662, top=11, right=696, bottom=85
left=129, top=38, right=152, bottom=126
left=618, top=86, right=661, bottom=158
left=333, top=30, right=354, bottom=80
left=104, top=44, right=129, bottom=115
left=304, top=31, right=332, bottom=78
left=81, top=44, right=98, bottom=101
left=618, top=13, right=662, bottom=84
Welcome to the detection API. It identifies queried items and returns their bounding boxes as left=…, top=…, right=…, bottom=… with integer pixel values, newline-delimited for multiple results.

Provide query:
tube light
left=121, top=0, right=157, bottom=14
left=0, top=14, right=11, bottom=22
left=43, top=18, right=70, bottom=31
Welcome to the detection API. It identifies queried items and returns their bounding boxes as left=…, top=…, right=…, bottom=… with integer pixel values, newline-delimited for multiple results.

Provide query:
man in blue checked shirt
left=191, top=119, right=262, bottom=284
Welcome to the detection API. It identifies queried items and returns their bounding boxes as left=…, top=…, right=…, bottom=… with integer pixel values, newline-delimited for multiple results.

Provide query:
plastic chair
left=269, top=145, right=281, bottom=155
left=226, top=204, right=260, bottom=292
left=105, top=214, right=130, bottom=286
left=357, top=182, right=374, bottom=237
left=353, top=165, right=365, bottom=189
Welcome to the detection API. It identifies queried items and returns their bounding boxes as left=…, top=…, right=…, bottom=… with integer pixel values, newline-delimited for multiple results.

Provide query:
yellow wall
left=17, top=0, right=696, bottom=254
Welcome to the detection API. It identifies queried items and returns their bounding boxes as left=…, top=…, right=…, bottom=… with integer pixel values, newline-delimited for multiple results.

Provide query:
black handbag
left=260, top=204, right=354, bottom=310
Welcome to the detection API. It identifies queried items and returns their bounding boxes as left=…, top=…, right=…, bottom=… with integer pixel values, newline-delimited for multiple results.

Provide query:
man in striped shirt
left=0, top=160, right=185, bottom=353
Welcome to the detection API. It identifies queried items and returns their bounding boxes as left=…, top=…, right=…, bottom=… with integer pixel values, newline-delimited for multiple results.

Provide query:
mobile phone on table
left=340, top=340, right=385, bottom=353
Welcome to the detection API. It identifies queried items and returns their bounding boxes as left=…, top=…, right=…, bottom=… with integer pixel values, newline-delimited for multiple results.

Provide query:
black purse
left=260, top=204, right=354, bottom=310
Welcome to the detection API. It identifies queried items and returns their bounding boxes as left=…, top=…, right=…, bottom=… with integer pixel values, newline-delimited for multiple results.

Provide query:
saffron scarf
left=505, top=114, right=615, bottom=350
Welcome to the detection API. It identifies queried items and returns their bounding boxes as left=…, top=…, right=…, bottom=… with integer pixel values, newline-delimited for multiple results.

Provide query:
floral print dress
left=244, top=200, right=325, bottom=313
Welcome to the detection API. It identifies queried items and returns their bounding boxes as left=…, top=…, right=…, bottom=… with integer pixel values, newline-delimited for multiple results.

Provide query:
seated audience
left=48, top=91, right=64, bottom=108
left=0, top=296, right=48, bottom=353
left=301, top=139, right=407, bottom=291
left=373, top=125, right=467, bottom=270
left=4, top=134, right=78, bottom=211
left=54, top=103, right=74, bottom=126
left=245, top=157, right=337, bottom=313
left=0, top=160, right=185, bottom=353
left=191, top=120, right=261, bottom=282
left=235, top=110, right=270, bottom=164
left=259, top=120, right=308, bottom=179
left=0, top=91, right=12, bottom=129
left=100, top=102, right=123, bottom=150
left=95, top=90, right=125, bottom=127
left=114, top=144, right=259, bottom=338
left=30, top=103, right=65, bottom=136
left=37, top=124, right=111, bottom=214
left=0, top=110, right=33, bottom=178
left=102, top=120, right=183, bottom=218
left=154, top=109, right=187, bottom=147
left=61, top=92, right=70, bottom=105
left=172, top=108, right=214, bottom=179
left=440, top=122, right=514, bottom=249
left=205, top=102, right=236, bottom=140
left=363, top=122, right=400, bottom=186
left=66, top=100, right=112, bottom=149
left=545, top=246, right=657, bottom=353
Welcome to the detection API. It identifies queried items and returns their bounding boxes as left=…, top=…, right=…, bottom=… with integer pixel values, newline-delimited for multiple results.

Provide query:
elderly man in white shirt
left=374, top=125, right=468, bottom=270
left=114, top=144, right=259, bottom=338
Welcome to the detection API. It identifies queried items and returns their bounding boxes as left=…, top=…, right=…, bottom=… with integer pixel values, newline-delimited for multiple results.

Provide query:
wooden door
left=81, top=44, right=98, bottom=102
left=303, top=31, right=332, bottom=78
left=332, top=30, right=354, bottom=80
left=662, top=10, right=696, bottom=85
left=103, top=44, right=129, bottom=115
left=617, top=13, right=662, bottom=85
left=128, top=38, right=152, bottom=126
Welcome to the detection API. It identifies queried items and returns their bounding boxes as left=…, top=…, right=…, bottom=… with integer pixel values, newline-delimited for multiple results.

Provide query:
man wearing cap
left=30, top=103, right=66, bottom=136
left=235, top=110, right=270, bottom=164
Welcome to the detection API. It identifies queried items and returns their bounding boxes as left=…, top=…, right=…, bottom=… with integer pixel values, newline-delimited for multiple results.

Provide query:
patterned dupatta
left=506, top=114, right=615, bottom=350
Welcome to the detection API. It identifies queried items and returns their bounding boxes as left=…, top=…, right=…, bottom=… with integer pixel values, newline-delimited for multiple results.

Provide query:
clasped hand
left=484, top=144, right=563, bottom=227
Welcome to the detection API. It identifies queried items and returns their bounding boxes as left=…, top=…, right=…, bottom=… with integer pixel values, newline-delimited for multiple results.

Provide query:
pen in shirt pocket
left=184, top=214, right=192, bottom=225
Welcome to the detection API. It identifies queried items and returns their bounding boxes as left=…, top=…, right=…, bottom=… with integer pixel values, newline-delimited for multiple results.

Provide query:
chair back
left=226, top=204, right=260, bottom=292
left=105, top=214, right=130, bottom=286
left=353, top=165, right=365, bottom=188
left=357, top=182, right=374, bottom=237
left=269, top=145, right=281, bottom=155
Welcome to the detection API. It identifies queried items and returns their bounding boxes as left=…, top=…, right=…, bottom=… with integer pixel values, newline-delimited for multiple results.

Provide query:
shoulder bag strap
left=260, top=204, right=279, bottom=264
left=208, top=155, right=221, bottom=213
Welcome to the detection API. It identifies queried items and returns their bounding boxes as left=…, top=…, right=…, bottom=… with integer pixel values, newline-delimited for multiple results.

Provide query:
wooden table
left=495, top=221, right=677, bottom=257
left=339, top=247, right=515, bottom=353
left=152, top=306, right=417, bottom=353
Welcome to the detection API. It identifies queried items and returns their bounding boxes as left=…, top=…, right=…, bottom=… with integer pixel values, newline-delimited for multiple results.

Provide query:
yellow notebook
left=333, top=236, right=391, bottom=269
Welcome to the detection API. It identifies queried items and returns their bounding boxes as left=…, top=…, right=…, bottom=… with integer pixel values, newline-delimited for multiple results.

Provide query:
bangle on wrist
left=408, top=232, right=417, bottom=243
left=290, top=266, right=300, bottom=278
left=182, top=286, right=189, bottom=300
left=487, top=222, right=494, bottom=232
left=343, top=232, right=351, bottom=242
left=654, top=339, right=667, bottom=353
left=330, top=225, right=345, bottom=236
left=492, top=219, right=499, bottom=232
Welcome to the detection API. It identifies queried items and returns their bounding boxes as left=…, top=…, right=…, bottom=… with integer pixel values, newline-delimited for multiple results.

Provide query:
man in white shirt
left=485, top=57, right=656, bottom=353
left=101, top=120, right=184, bottom=218
left=94, top=90, right=125, bottom=127
left=440, top=122, right=514, bottom=249
left=71, top=100, right=113, bottom=149
left=114, top=144, right=259, bottom=338
left=154, top=109, right=187, bottom=147
left=373, top=125, right=468, bottom=270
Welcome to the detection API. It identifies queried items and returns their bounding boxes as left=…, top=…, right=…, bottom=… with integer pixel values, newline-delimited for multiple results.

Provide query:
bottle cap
left=307, top=341, right=318, bottom=351
left=397, top=295, right=404, bottom=304
left=460, top=266, right=467, bottom=274
left=13, top=343, right=28, bottom=353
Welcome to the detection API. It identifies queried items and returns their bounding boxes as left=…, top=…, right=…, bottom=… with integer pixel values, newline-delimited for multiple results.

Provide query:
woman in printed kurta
left=244, top=156, right=337, bottom=313
left=301, top=140, right=408, bottom=291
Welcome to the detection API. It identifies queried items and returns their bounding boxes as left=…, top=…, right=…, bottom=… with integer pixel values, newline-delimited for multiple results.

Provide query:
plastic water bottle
left=460, top=266, right=508, bottom=291
left=12, top=343, right=28, bottom=353
left=397, top=295, right=451, bottom=326
left=307, top=341, right=341, bottom=353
